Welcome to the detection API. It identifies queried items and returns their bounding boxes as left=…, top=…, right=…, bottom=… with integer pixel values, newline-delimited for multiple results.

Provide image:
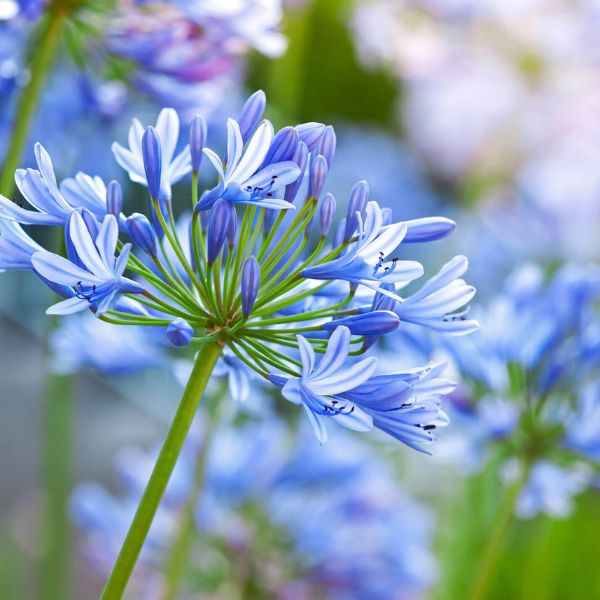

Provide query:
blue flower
left=514, top=461, right=591, bottom=519
left=50, top=314, right=163, bottom=375
left=112, top=108, right=191, bottom=200
left=270, top=326, right=452, bottom=449
left=198, top=117, right=301, bottom=210
left=301, top=201, right=423, bottom=299
left=395, top=255, right=478, bottom=334
left=0, top=218, right=43, bottom=269
left=31, top=212, right=143, bottom=315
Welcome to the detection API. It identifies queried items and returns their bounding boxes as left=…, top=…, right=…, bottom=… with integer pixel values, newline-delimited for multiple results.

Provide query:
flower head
left=0, top=91, right=475, bottom=454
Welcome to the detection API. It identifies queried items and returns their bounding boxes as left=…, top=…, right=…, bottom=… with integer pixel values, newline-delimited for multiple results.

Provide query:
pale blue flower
left=514, top=461, right=592, bottom=520
left=199, top=117, right=301, bottom=210
left=31, top=212, right=143, bottom=315
left=112, top=108, right=191, bottom=200
left=302, top=201, right=424, bottom=298
left=271, top=326, right=452, bottom=450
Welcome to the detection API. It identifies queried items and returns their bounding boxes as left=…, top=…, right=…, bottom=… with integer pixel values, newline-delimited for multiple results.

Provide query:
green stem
left=467, top=462, right=531, bottom=600
left=0, top=6, right=67, bottom=196
left=41, top=372, right=74, bottom=600
left=99, top=342, right=223, bottom=600
left=159, top=384, right=224, bottom=600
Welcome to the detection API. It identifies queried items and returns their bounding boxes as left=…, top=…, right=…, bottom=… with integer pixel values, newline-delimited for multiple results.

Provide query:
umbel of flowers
left=0, top=90, right=476, bottom=598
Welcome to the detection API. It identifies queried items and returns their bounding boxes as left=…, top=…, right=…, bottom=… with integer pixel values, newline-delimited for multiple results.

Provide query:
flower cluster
left=0, top=1, right=286, bottom=175
left=73, top=421, right=438, bottom=599
left=444, top=263, right=600, bottom=517
left=0, top=91, right=476, bottom=449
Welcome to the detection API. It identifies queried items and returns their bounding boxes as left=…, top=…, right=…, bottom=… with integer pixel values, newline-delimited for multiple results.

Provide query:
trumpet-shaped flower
left=395, top=255, right=478, bottom=334
left=198, top=118, right=301, bottom=210
left=31, top=212, right=143, bottom=315
left=302, top=201, right=423, bottom=298
left=270, top=326, right=451, bottom=449
left=112, top=108, right=191, bottom=200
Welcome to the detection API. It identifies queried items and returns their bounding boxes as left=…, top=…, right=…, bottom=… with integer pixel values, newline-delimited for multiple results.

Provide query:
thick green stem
left=0, top=6, right=67, bottom=195
left=100, top=342, right=222, bottom=600
left=41, top=372, right=74, bottom=600
left=467, top=463, right=530, bottom=600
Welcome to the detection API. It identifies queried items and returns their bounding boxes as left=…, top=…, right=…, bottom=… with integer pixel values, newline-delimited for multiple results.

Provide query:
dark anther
left=423, top=424, right=436, bottom=431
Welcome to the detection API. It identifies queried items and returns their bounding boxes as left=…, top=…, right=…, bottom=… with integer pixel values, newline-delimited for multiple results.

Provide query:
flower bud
left=319, top=192, right=336, bottom=237
left=284, top=141, right=308, bottom=203
left=106, top=180, right=122, bottom=217
left=262, top=126, right=299, bottom=167
left=127, top=213, right=158, bottom=258
left=403, top=217, right=456, bottom=243
left=189, top=115, right=207, bottom=173
left=142, top=126, right=162, bottom=200
left=227, top=208, right=237, bottom=247
left=296, top=122, right=326, bottom=152
left=324, top=310, right=399, bottom=336
left=238, top=90, right=266, bottom=141
left=309, top=154, right=328, bottom=200
left=318, top=125, right=336, bottom=167
left=207, top=199, right=231, bottom=264
left=241, top=256, right=261, bottom=317
left=166, top=318, right=194, bottom=347
left=344, top=180, right=369, bottom=241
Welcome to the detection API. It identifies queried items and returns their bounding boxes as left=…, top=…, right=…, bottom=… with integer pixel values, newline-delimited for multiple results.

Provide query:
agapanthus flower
left=441, top=263, right=600, bottom=517
left=72, top=421, right=438, bottom=599
left=31, top=212, right=143, bottom=315
left=0, top=91, right=475, bottom=452
left=112, top=108, right=191, bottom=200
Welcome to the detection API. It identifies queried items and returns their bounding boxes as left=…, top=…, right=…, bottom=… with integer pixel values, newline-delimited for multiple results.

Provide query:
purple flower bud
left=207, top=199, right=231, bottom=264
left=127, top=213, right=158, bottom=258
left=142, top=126, right=162, bottom=200
left=241, top=256, right=261, bottom=317
left=403, top=217, right=456, bottom=243
left=190, top=115, right=207, bottom=173
left=106, top=180, right=122, bottom=217
left=309, top=154, right=328, bottom=199
left=318, top=125, right=336, bottom=167
left=166, top=318, right=194, bottom=347
left=261, top=126, right=299, bottom=167
left=227, top=208, right=237, bottom=247
left=238, top=90, right=266, bottom=141
left=284, top=141, right=308, bottom=203
left=323, top=310, right=399, bottom=336
left=319, top=192, right=336, bottom=237
left=296, top=122, right=326, bottom=152
left=344, top=180, right=369, bottom=241
left=363, top=284, right=398, bottom=349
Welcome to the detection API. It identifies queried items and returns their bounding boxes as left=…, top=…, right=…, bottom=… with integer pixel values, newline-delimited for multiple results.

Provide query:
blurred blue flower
left=73, top=420, right=438, bottom=598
